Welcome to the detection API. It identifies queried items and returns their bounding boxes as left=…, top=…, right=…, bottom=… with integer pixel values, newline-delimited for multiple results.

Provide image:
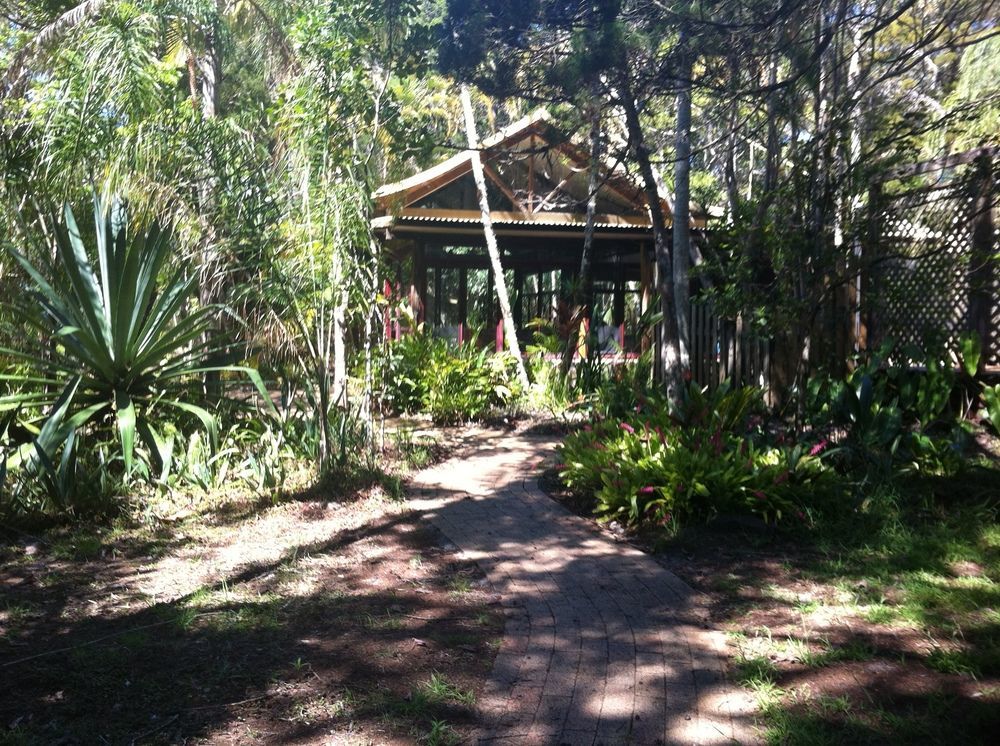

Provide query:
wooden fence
left=688, top=302, right=773, bottom=398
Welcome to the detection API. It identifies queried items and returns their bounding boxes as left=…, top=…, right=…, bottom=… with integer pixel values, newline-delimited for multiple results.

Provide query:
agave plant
left=0, top=194, right=269, bottom=490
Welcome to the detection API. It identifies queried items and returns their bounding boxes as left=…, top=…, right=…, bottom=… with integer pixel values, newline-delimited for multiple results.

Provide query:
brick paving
left=409, top=430, right=756, bottom=745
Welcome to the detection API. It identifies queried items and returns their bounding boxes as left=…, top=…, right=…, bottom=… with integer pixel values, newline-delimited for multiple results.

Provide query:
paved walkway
left=409, top=429, right=755, bottom=745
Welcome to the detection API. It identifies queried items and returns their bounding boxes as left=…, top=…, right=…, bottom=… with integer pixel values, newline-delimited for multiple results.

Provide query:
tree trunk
left=560, top=100, right=603, bottom=377
left=197, top=5, right=223, bottom=400
left=673, top=44, right=693, bottom=372
left=724, top=54, right=741, bottom=218
left=460, top=85, right=530, bottom=389
left=332, top=285, right=349, bottom=407
left=620, top=80, right=682, bottom=402
left=198, top=4, right=223, bottom=119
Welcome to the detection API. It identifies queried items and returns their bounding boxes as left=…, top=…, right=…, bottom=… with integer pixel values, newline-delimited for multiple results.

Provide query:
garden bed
left=1, top=453, right=502, bottom=745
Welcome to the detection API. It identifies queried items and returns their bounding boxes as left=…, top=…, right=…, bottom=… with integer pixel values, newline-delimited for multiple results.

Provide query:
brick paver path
left=409, top=430, right=755, bottom=745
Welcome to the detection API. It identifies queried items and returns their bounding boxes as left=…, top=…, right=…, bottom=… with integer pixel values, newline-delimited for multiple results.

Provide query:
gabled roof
left=373, top=108, right=665, bottom=224
left=374, top=109, right=555, bottom=207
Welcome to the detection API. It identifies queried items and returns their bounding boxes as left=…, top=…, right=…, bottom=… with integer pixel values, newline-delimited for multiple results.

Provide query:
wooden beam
left=613, top=259, right=626, bottom=326
left=483, top=163, right=528, bottom=215
left=433, top=265, right=443, bottom=325
left=398, top=163, right=471, bottom=208
left=969, top=155, right=996, bottom=371
left=888, top=145, right=1000, bottom=180
left=514, top=269, right=525, bottom=329
left=458, top=267, right=468, bottom=326
left=411, top=243, right=426, bottom=323
left=534, top=173, right=576, bottom=214
left=422, top=253, right=635, bottom=277
left=550, top=139, right=655, bottom=213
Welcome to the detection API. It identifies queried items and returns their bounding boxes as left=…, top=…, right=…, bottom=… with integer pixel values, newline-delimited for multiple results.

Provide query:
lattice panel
left=869, top=175, right=988, bottom=365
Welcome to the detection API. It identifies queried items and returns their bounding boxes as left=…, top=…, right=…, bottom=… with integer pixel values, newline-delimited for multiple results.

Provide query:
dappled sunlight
left=409, top=430, right=759, bottom=743
left=1, top=488, right=501, bottom=744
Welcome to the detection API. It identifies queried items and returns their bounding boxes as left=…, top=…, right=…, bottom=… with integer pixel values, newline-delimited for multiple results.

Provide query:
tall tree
left=460, top=84, right=530, bottom=389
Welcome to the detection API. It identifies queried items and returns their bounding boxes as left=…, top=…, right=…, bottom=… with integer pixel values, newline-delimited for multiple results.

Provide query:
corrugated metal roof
left=395, top=213, right=649, bottom=230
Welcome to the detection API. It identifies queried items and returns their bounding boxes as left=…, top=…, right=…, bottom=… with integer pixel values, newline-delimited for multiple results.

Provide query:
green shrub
left=559, top=382, right=836, bottom=528
left=375, top=331, right=444, bottom=414
left=982, top=384, right=1000, bottom=434
left=373, top=332, right=524, bottom=424
left=425, top=346, right=522, bottom=424
left=800, top=342, right=991, bottom=482
left=0, top=195, right=271, bottom=515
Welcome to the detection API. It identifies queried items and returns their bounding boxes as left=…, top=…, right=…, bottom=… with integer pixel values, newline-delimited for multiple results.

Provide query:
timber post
left=969, top=155, right=996, bottom=374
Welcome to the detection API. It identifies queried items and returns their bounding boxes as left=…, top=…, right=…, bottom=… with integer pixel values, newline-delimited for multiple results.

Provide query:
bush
left=376, top=332, right=443, bottom=414
left=805, top=348, right=980, bottom=481
left=374, top=332, right=524, bottom=424
left=559, top=382, right=836, bottom=529
left=0, top=195, right=271, bottom=516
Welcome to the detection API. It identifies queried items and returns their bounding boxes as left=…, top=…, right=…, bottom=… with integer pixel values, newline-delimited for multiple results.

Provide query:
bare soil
left=1, top=462, right=503, bottom=744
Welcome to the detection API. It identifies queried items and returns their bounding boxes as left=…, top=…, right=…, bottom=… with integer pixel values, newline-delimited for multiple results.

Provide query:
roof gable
left=374, top=109, right=660, bottom=221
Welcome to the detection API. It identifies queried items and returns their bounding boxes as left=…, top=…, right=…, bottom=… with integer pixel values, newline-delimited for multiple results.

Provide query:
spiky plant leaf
left=1, top=193, right=272, bottom=498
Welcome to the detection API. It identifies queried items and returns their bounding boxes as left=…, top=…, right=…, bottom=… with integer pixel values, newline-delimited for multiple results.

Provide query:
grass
left=925, top=646, right=980, bottom=677
left=733, top=654, right=779, bottom=687
left=421, top=673, right=476, bottom=706
left=731, top=472, right=1000, bottom=743
left=424, top=719, right=461, bottom=746
left=0, top=433, right=500, bottom=745
left=447, top=574, right=473, bottom=595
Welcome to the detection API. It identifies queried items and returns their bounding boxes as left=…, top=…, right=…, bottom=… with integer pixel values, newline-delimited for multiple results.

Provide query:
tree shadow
left=0, top=507, right=503, bottom=744
left=411, top=462, right=760, bottom=745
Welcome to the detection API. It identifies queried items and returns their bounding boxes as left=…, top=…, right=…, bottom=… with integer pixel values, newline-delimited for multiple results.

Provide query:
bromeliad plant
left=559, top=382, right=836, bottom=529
left=0, top=194, right=269, bottom=502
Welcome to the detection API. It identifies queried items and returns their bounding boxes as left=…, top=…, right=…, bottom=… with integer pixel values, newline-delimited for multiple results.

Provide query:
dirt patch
left=1, top=475, right=503, bottom=744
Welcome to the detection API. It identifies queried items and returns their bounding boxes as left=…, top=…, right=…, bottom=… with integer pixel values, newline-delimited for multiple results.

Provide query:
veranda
left=371, top=110, right=702, bottom=359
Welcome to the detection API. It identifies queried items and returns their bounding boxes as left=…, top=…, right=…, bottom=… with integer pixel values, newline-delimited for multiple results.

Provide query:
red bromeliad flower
left=639, top=486, right=656, bottom=495
left=711, top=429, right=724, bottom=456
left=753, top=490, right=766, bottom=500
left=621, top=422, right=635, bottom=434
left=809, top=439, right=829, bottom=456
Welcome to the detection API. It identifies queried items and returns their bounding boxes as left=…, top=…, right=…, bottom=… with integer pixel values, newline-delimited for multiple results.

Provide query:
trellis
left=867, top=151, right=998, bottom=371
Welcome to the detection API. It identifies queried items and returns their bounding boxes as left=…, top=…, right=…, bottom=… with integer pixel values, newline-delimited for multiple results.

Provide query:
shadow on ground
left=1, top=493, right=503, bottom=744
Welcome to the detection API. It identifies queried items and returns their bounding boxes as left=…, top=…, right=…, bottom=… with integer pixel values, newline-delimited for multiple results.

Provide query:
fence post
left=968, top=155, right=995, bottom=374
left=860, top=183, right=883, bottom=356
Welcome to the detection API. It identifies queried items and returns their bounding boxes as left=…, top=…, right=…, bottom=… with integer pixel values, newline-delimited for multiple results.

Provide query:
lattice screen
left=869, top=170, right=998, bottom=368
left=990, top=222, right=1000, bottom=369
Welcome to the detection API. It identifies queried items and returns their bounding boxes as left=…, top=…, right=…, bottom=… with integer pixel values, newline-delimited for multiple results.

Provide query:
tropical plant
left=982, top=384, right=1000, bottom=435
left=0, top=194, right=269, bottom=501
left=558, top=384, right=835, bottom=529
